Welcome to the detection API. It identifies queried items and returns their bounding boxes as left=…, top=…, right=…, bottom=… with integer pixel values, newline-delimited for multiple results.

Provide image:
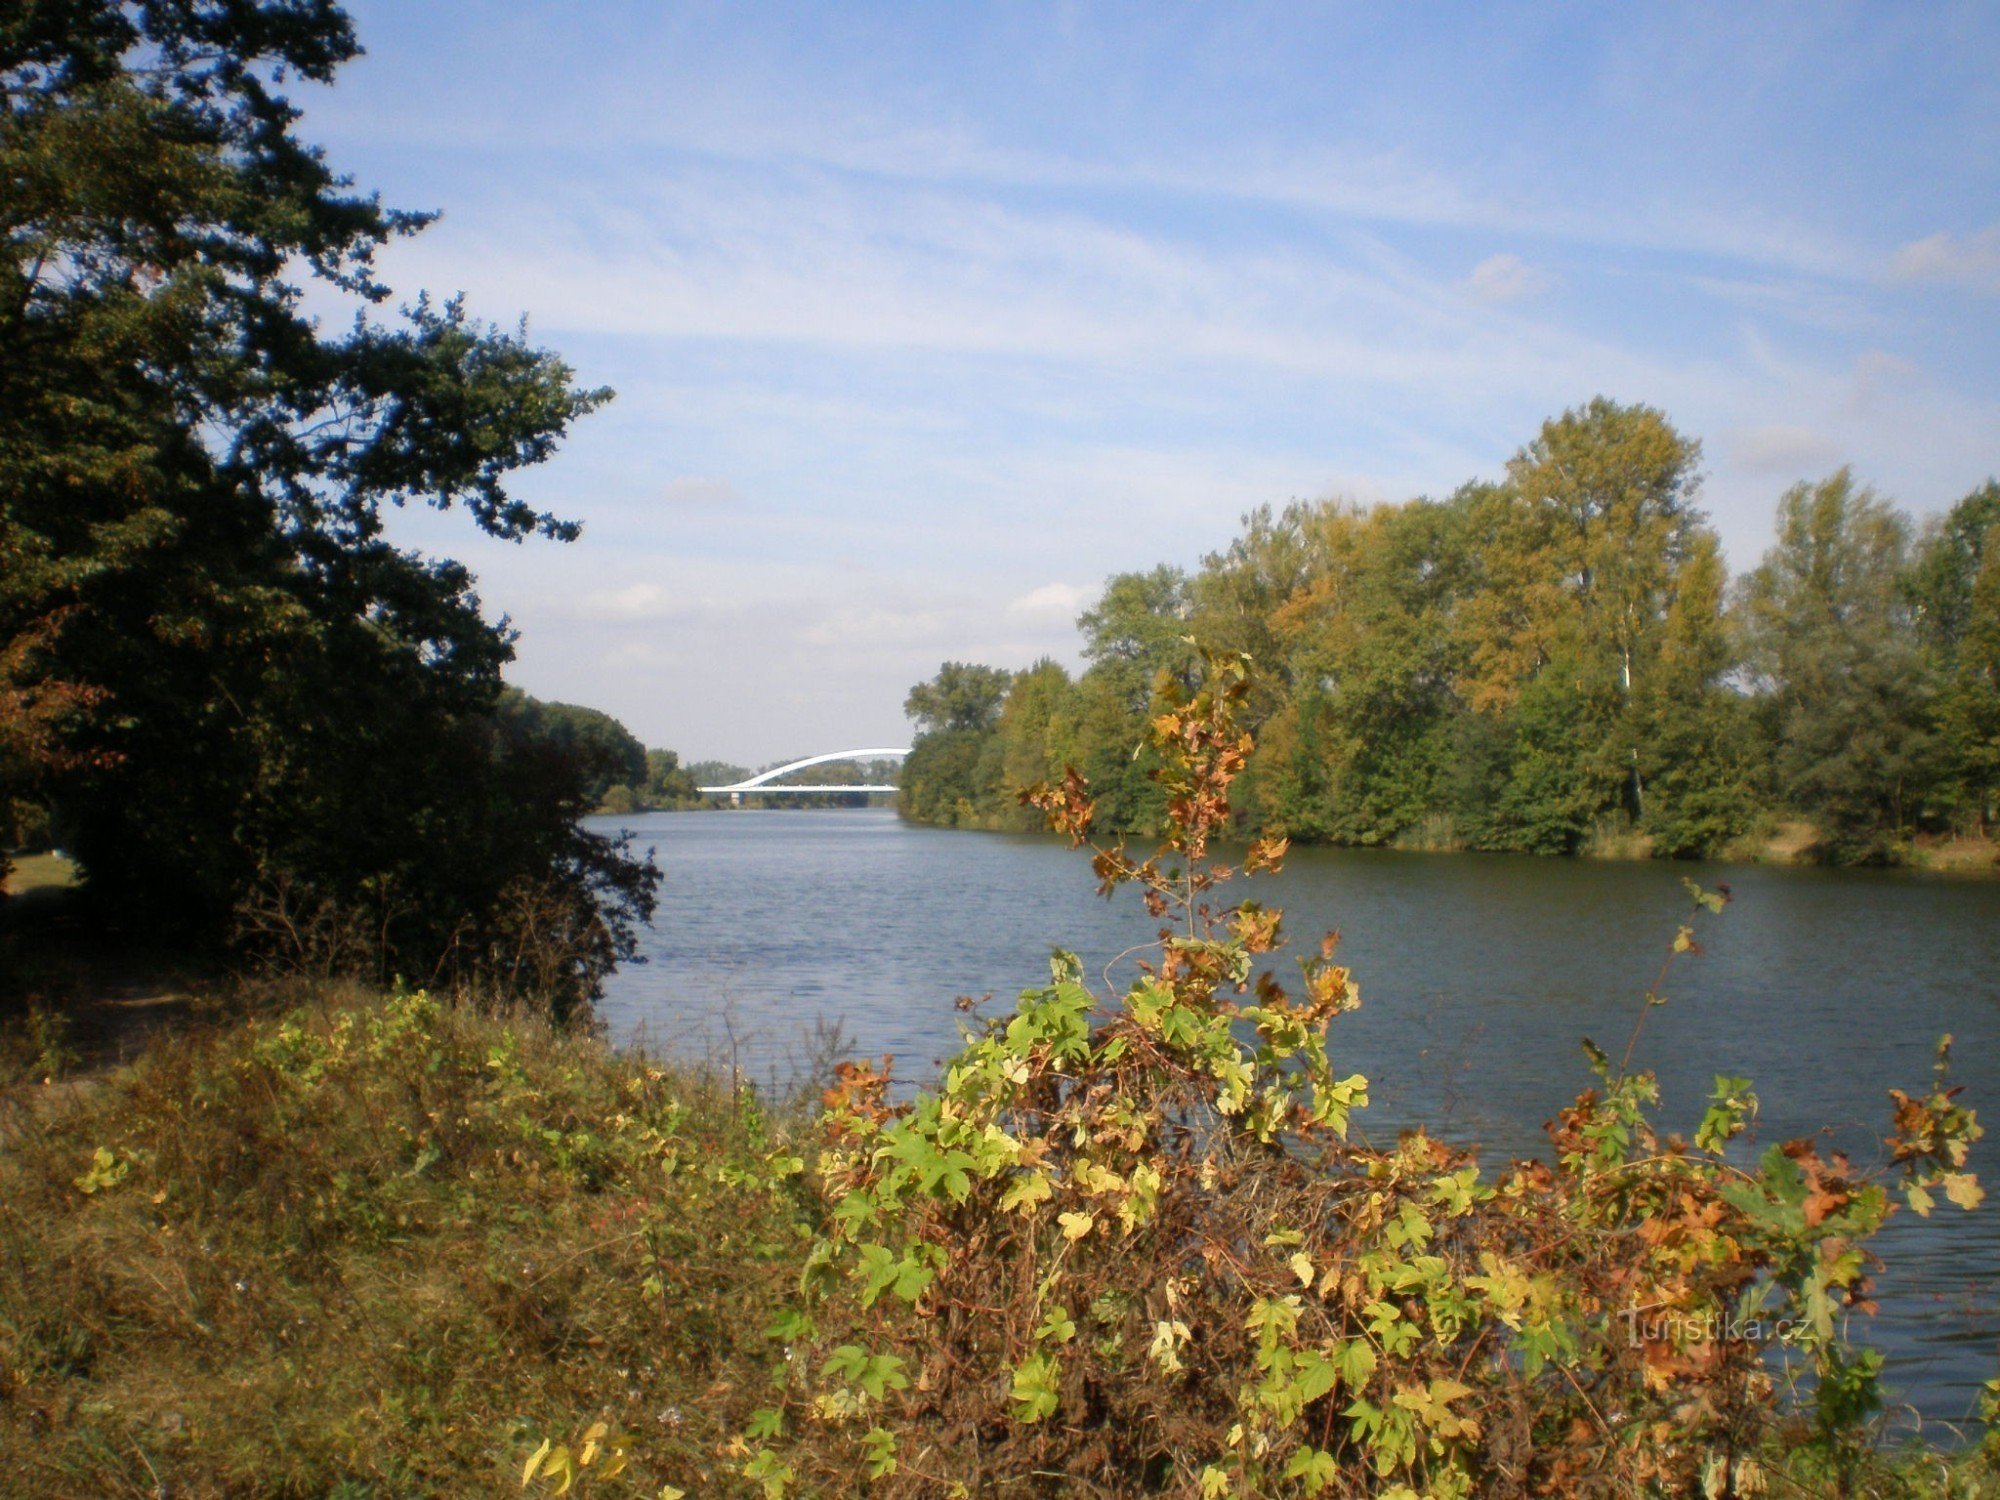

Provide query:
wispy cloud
left=1889, top=225, right=2000, bottom=294
left=656, top=476, right=742, bottom=506
left=1462, top=254, right=1556, bottom=305
left=1727, top=424, right=1843, bottom=476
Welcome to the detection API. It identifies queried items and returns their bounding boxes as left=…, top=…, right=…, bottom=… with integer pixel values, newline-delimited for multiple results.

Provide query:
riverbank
left=3, top=977, right=1996, bottom=1495
left=896, top=806, right=2000, bottom=876
left=1719, top=825, right=2000, bottom=874
left=0, top=984, right=817, bottom=1498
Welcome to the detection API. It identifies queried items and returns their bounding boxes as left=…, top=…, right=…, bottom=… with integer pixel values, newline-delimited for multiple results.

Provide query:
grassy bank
left=0, top=987, right=818, bottom=1498
left=3, top=977, right=1996, bottom=1497
left=904, top=805, right=2000, bottom=876
left=1718, top=823, right=2000, bottom=874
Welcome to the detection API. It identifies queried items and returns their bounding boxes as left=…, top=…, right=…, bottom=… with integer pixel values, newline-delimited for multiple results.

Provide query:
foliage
left=0, top=983, right=819, bottom=1498
left=1737, top=471, right=1939, bottom=862
left=499, top=692, right=649, bottom=809
left=905, top=663, right=1015, bottom=735
left=0, top=0, right=655, bottom=1007
left=1909, top=481, right=2000, bottom=836
left=762, top=654, right=1988, bottom=1498
left=895, top=404, right=1998, bottom=869
left=640, top=748, right=705, bottom=809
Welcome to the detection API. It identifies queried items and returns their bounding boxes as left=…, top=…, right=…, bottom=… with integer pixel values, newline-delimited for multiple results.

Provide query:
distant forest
left=899, top=400, right=1998, bottom=867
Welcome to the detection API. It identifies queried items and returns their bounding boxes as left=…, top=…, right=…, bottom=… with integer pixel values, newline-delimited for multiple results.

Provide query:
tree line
left=901, top=400, right=1999, bottom=866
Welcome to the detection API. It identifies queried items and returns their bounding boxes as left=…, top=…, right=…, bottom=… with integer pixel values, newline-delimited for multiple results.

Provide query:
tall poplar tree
left=1738, top=470, right=1934, bottom=859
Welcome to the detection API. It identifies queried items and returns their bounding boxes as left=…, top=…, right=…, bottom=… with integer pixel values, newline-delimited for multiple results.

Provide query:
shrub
left=756, top=654, right=1987, bottom=1499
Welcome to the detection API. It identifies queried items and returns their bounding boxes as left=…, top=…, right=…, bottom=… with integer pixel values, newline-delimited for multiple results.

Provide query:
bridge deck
left=695, top=785, right=897, bottom=794
left=699, top=746, right=910, bottom=796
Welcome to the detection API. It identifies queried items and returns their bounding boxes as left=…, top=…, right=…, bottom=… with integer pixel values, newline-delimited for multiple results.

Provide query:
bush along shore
left=5, top=660, right=1998, bottom=1498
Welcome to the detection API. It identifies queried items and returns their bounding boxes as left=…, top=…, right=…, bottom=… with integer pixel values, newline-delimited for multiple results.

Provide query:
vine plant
left=747, top=653, right=1985, bottom=1499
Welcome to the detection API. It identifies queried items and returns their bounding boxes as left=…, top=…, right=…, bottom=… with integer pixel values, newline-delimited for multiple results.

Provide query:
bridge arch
left=698, top=747, right=909, bottom=796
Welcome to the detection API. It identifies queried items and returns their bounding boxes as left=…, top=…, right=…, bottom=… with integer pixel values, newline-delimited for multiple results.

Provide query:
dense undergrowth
left=0, top=987, right=817, bottom=1498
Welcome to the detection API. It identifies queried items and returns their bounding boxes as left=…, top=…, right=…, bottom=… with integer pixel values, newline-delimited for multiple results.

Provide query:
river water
left=591, top=805, right=2000, bottom=1428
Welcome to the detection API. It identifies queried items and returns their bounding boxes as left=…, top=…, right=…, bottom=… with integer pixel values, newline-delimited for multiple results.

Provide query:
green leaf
left=1010, top=1351, right=1062, bottom=1423
left=1283, top=1446, right=1337, bottom=1492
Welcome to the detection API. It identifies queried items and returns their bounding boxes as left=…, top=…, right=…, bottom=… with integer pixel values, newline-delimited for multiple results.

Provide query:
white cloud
left=579, top=582, right=680, bottom=621
left=1006, top=581, right=1093, bottom=621
left=1849, top=349, right=1922, bottom=412
left=1462, top=253, right=1554, bottom=305
left=1889, top=226, right=2000, bottom=294
left=1692, top=275, right=1877, bottom=334
left=376, top=166, right=1669, bottom=414
left=1727, top=424, right=1842, bottom=476
left=656, top=476, right=742, bottom=506
left=799, top=604, right=953, bottom=649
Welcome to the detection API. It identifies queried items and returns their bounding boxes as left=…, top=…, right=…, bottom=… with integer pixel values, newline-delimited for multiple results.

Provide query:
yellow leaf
left=1058, top=1210, right=1095, bottom=1241
left=1289, top=1251, right=1315, bottom=1289
left=522, top=1437, right=551, bottom=1487
left=1000, top=1173, right=1052, bottom=1214
left=1943, top=1172, right=1985, bottom=1211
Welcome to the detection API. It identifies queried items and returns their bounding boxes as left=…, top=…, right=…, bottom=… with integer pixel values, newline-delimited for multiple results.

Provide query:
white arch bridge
left=698, top=747, right=909, bottom=800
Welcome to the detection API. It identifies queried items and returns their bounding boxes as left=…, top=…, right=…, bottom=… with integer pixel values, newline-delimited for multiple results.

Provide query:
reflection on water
left=593, top=806, right=2000, bottom=1425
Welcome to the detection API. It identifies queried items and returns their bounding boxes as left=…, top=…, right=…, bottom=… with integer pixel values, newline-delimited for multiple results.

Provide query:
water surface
left=593, top=806, right=2000, bottom=1426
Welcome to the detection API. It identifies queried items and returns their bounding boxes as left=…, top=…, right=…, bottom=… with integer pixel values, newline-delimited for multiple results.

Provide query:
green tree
left=642, top=748, right=702, bottom=809
left=0, top=2, right=651, bottom=1006
left=897, top=730, right=1002, bottom=828
left=1061, top=567, right=1198, bottom=831
left=1503, top=399, right=1708, bottom=823
left=1633, top=534, right=1759, bottom=856
left=496, top=693, right=648, bottom=808
left=900, top=663, right=1014, bottom=826
left=1909, top=481, right=2000, bottom=833
left=1255, top=500, right=1473, bottom=844
left=1189, top=504, right=1320, bottom=720
left=903, top=662, right=1013, bottom=734
left=1738, top=470, right=1935, bottom=860
left=992, top=658, right=1079, bottom=830
left=1078, top=566, right=1196, bottom=710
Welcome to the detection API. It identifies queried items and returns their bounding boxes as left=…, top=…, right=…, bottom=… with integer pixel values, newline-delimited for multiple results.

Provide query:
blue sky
left=309, top=2, right=2000, bottom=764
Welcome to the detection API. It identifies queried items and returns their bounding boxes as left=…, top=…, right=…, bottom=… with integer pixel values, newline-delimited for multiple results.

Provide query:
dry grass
left=2, top=851, right=78, bottom=897
left=1720, top=818, right=1823, bottom=865
left=0, top=986, right=819, bottom=1498
left=1910, top=832, right=2000, bottom=874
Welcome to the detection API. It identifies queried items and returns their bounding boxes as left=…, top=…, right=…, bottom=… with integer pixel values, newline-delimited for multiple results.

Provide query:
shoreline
left=884, top=809, right=2000, bottom=877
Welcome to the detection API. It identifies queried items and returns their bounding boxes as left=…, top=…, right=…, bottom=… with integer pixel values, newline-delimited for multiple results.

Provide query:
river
left=590, top=805, right=2000, bottom=1429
